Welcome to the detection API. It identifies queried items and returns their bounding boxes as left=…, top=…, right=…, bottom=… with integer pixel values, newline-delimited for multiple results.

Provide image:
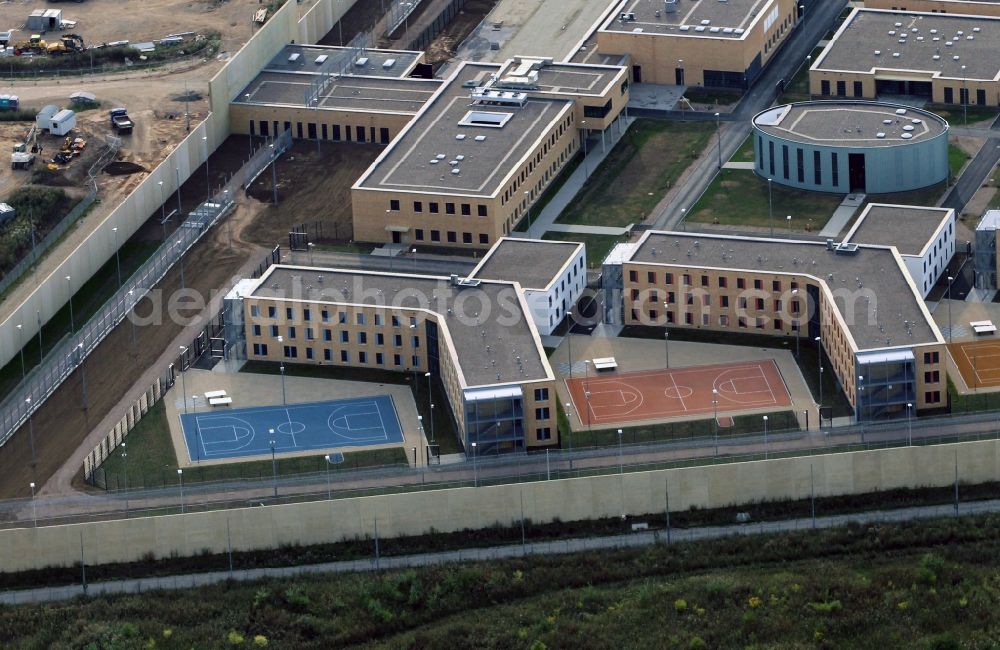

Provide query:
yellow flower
left=747, top=596, right=763, bottom=609
left=253, top=636, right=268, bottom=647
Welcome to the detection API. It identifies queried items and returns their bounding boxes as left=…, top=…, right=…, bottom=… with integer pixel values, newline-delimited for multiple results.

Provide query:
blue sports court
left=178, top=395, right=403, bottom=462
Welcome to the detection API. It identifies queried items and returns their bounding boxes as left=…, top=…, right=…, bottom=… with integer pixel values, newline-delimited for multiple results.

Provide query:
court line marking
left=669, top=371, right=688, bottom=412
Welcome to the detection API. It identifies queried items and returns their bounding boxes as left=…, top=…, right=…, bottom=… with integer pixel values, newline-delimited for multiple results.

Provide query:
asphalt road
left=651, top=0, right=850, bottom=229
left=942, top=126, right=1000, bottom=214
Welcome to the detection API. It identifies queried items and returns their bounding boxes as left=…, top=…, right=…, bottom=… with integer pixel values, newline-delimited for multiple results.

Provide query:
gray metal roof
left=845, top=204, right=952, bottom=256
left=236, top=71, right=439, bottom=113
left=753, top=102, right=947, bottom=147
left=251, top=266, right=551, bottom=387
left=629, top=231, right=941, bottom=350
left=815, top=9, right=1000, bottom=81
left=354, top=62, right=575, bottom=198
left=470, top=238, right=583, bottom=290
left=602, top=0, right=772, bottom=36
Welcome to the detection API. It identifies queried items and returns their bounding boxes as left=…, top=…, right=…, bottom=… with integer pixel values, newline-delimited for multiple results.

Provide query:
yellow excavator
left=46, top=33, right=84, bottom=55
left=14, top=35, right=48, bottom=55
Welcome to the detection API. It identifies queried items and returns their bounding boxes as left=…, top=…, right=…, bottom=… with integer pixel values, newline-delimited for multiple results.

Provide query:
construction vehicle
left=14, top=35, right=48, bottom=55
left=109, top=107, right=133, bottom=134
left=46, top=33, right=84, bottom=55
left=11, top=124, right=38, bottom=169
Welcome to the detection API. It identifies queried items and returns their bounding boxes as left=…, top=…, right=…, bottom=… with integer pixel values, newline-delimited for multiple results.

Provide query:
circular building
left=751, top=101, right=948, bottom=194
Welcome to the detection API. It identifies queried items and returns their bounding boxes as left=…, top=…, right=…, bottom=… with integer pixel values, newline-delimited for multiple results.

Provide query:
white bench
left=592, top=357, right=618, bottom=371
left=204, top=390, right=228, bottom=399
left=209, top=396, right=233, bottom=407
left=971, top=321, right=997, bottom=336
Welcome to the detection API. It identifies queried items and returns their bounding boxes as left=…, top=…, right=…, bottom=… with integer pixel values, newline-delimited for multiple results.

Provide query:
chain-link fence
left=0, top=130, right=293, bottom=447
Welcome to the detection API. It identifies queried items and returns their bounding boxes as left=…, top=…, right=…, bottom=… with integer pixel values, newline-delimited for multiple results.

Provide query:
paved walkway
left=523, top=116, right=636, bottom=239
left=1, top=495, right=986, bottom=605
left=544, top=224, right=629, bottom=235
left=722, top=161, right=756, bottom=170
left=818, top=193, right=865, bottom=238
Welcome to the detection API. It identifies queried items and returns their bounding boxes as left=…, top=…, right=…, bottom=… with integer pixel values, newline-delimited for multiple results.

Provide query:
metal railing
left=0, top=130, right=293, bottom=447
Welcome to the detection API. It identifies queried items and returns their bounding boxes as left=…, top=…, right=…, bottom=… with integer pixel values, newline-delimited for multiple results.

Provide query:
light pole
left=714, top=112, right=722, bottom=169
left=425, top=372, right=435, bottom=442
left=16, top=323, right=25, bottom=380
left=127, top=289, right=136, bottom=350
left=471, top=441, right=478, bottom=487
left=177, top=469, right=184, bottom=513
left=121, top=442, right=129, bottom=518
left=324, top=454, right=332, bottom=499
left=268, top=431, right=277, bottom=498
left=66, top=275, right=75, bottom=334
left=906, top=403, right=913, bottom=446
left=962, top=65, right=968, bottom=127
left=767, top=178, right=773, bottom=236
left=411, top=247, right=417, bottom=272
left=176, top=238, right=186, bottom=290
left=25, top=397, right=35, bottom=469
left=617, top=428, right=625, bottom=517
left=580, top=120, right=588, bottom=177
left=245, top=93, right=253, bottom=155
left=712, top=389, right=719, bottom=455
left=762, top=415, right=769, bottom=459
left=565, top=401, right=574, bottom=463
left=786, top=214, right=792, bottom=236
left=179, top=345, right=188, bottom=413
left=815, top=335, right=824, bottom=420
left=158, top=181, right=166, bottom=239
left=663, top=318, right=670, bottom=370
left=78, top=343, right=87, bottom=411
left=112, top=226, right=121, bottom=289
left=269, top=143, right=278, bottom=205
left=202, top=135, right=211, bottom=201
left=276, top=335, right=287, bottom=406
left=947, top=275, right=954, bottom=343
left=29, top=481, right=36, bottom=527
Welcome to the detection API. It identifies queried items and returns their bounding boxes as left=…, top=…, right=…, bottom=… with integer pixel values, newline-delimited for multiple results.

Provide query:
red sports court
left=566, top=360, right=791, bottom=426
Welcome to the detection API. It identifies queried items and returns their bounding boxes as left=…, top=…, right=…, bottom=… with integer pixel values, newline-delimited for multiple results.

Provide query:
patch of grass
left=566, top=410, right=798, bottom=449
left=687, top=169, right=842, bottom=232
left=927, top=104, right=999, bottom=126
left=93, top=399, right=408, bottom=490
left=555, top=119, right=715, bottom=228
left=778, top=47, right=824, bottom=103
left=683, top=87, right=743, bottom=106
left=949, top=142, right=972, bottom=178
left=542, top=231, right=623, bottom=268
left=241, top=361, right=462, bottom=455
left=513, top=153, right=582, bottom=232
left=862, top=182, right=948, bottom=212
left=732, top=135, right=754, bottom=163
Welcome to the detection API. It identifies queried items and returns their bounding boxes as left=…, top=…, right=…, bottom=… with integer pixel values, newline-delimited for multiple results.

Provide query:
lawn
left=949, top=142, right=972, bottom=178
left=927, top=104, right=999, bottom=127
left=543, top=231, right=623, bottom=268
left=565, top=410, right=798, bottom=449
left=5, top=514, right=1000, bottom=647
left=687, top=169, right=843, bottom=232
left=92, top=400, right=408, bottom=491
left=682, top=87, right=743, bottom=106
left=555, top=119, right=715, bottom=228
left=732, top=134, right=754, bottom=163
left=778, top=47, right=825, bottom=104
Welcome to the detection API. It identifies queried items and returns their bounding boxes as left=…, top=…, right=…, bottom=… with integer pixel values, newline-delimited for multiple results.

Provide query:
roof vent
left=451, top=168, right=460, bottom=174
left=874, top=50, right=881, bottom=56
left=456, top=134, right=466, bottom=140
left=896, top=108, right=907, bottom=115
left=892, top=52, right=900, bottom=58
left=474, top=135, right=486, bottom=142
left=436, top=154, right=446, bottom=160
left=901, top=132, right=913, bottom=139
left=876, top=132, right=886, bottom=138
left=953, top=55, right=960, bottom=61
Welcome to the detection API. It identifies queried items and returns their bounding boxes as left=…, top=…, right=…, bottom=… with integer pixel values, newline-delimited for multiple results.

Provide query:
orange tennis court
left=565, top=360, right=791, bottom=426
left=949, top=341, right=1000, bottom=389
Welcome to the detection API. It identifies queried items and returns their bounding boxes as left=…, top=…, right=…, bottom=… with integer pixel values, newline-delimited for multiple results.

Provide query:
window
left=853, top=81, right=863, bottom=97
left=250, top=305, right=260, bottom=318
left=831, top=152, right=839, bottom=187
left=738, top=297, right=748, bottom=309
left=925, top=391, right=940, bottom=404
left=535, top=407, right=550, bottom=420
left=412, top=355, right=421, bottom=368
left=394, top=334, right=403, bottom=347
left=359, top=351, right=367, bottom=364
left=376, top=333, right=384, bottom=345
left=358, top=332, right=367, bottom=345
left=537, top=427, right=552, bottom=441
left=924, top=370, right=940, bottom=383
left=665, top=272, right=674, bottom=284
left=429, top=202, right=439, bottom=214
left=324, top=329, right=332, bottom=341
left=629, top=270, right=638, bottom=282
left=701, top=275, right=709, bottom=287
left=322, top=309, right=330, bottom=323
left=392, top=316, right=401, bottom=327
left=356, top=313, right=366, bottom=325
left=389, top=199, right=400, bottom=211
left=447, top=231, right=457, bottom=243
left=305, top=327, right=314, bottom=341
left=480, top=233, right=489, bottom=244
left=463, top=232, right=472, bottom=244
left=836, top=80, right=846, bottom=96
left=375, top=352, right=384, bottom=365
left=814, top=150, right=822, bottom=185
left=796, top=148, right=804, bottom=183
left=772, top=280, right=781, bottom=292
left=753, top=279, right=763, bottom=290
left=324, top=349, right=332, bottom=361
left=339, top=312, right=348, bottom=324
left=415, top=228, right=424, bottom=241
left=718, top=277, right=727, bottom=288
left=791, top=300, right=801, bottom=314
left=774, top=319, right=783, bottom=330
left=782, top=145, right=789, bottom=179
left=943, top=87, right=954, bottom=104
left=393, top=354, right=402, bottom=366
left=821, top=80, right=830, bottom=96
left=755, top=298, right=765, bottom=310
left=737, top=278, right=745, bottom=289
left=268, top=306, right=276, bottom=318
left=719, top=315, right=730, bottom=327
left=682, top=274, right=691, bottom=285
left=341, top=350, right=348, bottom=362
left=287, top=326, right=296, bottom=339
left=446, top=202, right=456, bottom=215
left=340, top=331, right=349, bottom=343
left=285, top=307, right=294, bottom=319
left=306, top=347, right=314, bottom=360
left=431, top=230, right=441, bottom=242
left=924, top=351, right=940, bottom=364
left=270, top=325, right=279, bottom=337
left=412, top=336, right=421, bottom=348
left=461, top=203, right=471, bottom=216
left=252, top=324, right=261, bottom=336
left=283, top=345, right=297, bottom=358
left=768, top=140, right=775, bottom=176
left=413, top=201, right=423, bottom=213
left=477, top=205, right=488, bottom=217
left=253, top=343, right=268, bottom=355
left=534, top=388, right=549, bottom=401
left=720, top=296, right=729, bottom=308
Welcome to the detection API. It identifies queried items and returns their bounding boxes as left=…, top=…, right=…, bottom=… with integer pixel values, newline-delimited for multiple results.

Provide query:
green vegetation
left=0, top=186, right=73, bottom=272
left=683, top=87, right=743, bottom=106
left=778, top=47, right=825, bottom=103
left=862, top=182, right=948, bottom=212
left=949, top=142, right=972, bottom=178
left=928, top=104, right=999, bottom=126
left=93, top=400, right=408, bottom=491
left=542, top=231, right=623, bottom=268
left=555, top=119, right=714, bottom=228
left=6, top=514, right=1000, bottom=647
left=621, top=325, right=854, bottom=418
left=732, top=134, right=754, bottom=163
left=687, top=169, right=842, bottom=232
left=565, top=410, right=798, bottom=449
left=0, top=108, right=39, bottom=122
left=241, top=361, right=461, bottom=454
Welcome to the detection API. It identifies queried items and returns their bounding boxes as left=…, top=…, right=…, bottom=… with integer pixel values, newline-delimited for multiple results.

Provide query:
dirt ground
left=242, top=140, right=381, bottom=246
left=316, top=0, right=388, bottom=47
left=0, top=0, right=262, bottom=52
left=424, top=0, right=498, bottom=66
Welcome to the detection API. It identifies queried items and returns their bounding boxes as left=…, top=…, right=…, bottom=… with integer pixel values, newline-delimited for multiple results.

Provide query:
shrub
left=674, top=598, right=688, bottom=612
left=689, top=637, right=707, bottom=650
left=227, top=629, right=245, bottom=645
left=253, top=635, right=268, bottom=647
left=809, top=600, right=843, bottom=615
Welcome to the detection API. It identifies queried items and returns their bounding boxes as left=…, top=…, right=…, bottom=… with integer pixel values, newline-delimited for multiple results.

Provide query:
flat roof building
left=603, top=229, right=947, bottom=421
left=811, top=8, right=1000, bottom=105
left=752, top=101, right=949, bottom=193
left=864, top=0, right=1000, bottom=17
left=351, top=56, right=629, bottom=249
left=226, top=238, right=588, bottom=454
left=596, top=0, right=802, bottom=88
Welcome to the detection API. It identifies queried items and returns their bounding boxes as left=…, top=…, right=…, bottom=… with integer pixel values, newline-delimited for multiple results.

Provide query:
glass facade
left=464, top=388, right=525, bottom=455
left=856, top=352, right=916, bottom=421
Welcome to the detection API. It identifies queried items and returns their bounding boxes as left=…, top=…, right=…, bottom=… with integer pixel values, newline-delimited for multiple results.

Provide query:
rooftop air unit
left=664, top=0, right=678, bottom=13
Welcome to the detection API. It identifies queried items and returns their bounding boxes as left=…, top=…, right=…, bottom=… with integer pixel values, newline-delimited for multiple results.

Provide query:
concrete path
left=723, top=161, right=756, bottom=170
left=544, top=224, right=629, bottom=235
left=818, top=193, right=865, bottom=238
left=1, top=496, right=987, bottom=605
left=523, top=116, right=636, bottom=240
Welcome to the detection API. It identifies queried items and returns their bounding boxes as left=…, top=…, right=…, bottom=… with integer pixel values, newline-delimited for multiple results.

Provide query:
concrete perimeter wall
left=2, top=440, right=998, bottom=572
left=0, top=0, right=358, bottom=370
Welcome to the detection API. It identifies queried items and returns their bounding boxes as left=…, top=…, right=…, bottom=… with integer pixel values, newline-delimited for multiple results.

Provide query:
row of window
left=630, top=269, right=801, bottom=294
left=251, top=342, right=423, bottom=368
left=251, top=324, right=422, bottom=348
left=251, top=119, right=392, bottom=144
left=763, top=10, right=794, bottom=55
left=412, top=229, right=489, bottom=245
left=630, top=309, right=799, bottom=331
left=502, top=140, right=577, bottom=235
left=501, top=113, right=575, bottom=207
left=389, top=199, right=487, bottom=217
left=942, top=86, right=988, bottom=106
left=633, top=292, right=803, bottom=314
left=762, top=138, right=841, bottom=188
left=249, top=306, right=419, bottom=328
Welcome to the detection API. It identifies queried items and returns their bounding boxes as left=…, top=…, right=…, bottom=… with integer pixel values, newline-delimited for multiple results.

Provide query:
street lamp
left=157, top=180, right=167, bottom=239
left=663, top=314, right=670, bottom=370
left=276, top=335, right=287, bottom=406
left=202, top=135, right=211, bottom=201
left=411, top=247, right=417, bottom=272
left=962, top=64, right=968, bottom=127
left=767, top=178, right=773, bottom=236
left=762, top=415, right=769, bottom=459
left=791, top=288, right=799, bottom=357
left=324, top=454, right=332, bottom=500
left=906, top=403, right=913, bottom=446
left=111, top=226, right=122, bottom=289
left=268, top=431, right=277, bottom=498
left=786, top=214, right=792, bottom=236
left=712, top=389, right=719, bottom=455
left=471, top=441, right=478, bottom=487
left=580, top=120, right=588, bottom=177
left=15, top=323, right=25, bottom=380
left=29, top=481, right=36, bottom=527
left=714, top=112, right=722, bottom=169
left=25, top=397, right=35, bottom=469
left=947, top=276, right=955, bottom=343
left=524, top=190, right=531, bottom=232
left=815, top=335, right=824, bottom=419
left=121, top=442, right=129, bottom=518
left=269, top=143, right=278, bottom=205
left=65, top=275, right=75, bottom=334
left=425, top=372, right=435, bottom=442
left=177, top=469, right=185, bottom=513
left=617, top=428, right=625, bottom=518
left=179, top=345, right=188, bottom=413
